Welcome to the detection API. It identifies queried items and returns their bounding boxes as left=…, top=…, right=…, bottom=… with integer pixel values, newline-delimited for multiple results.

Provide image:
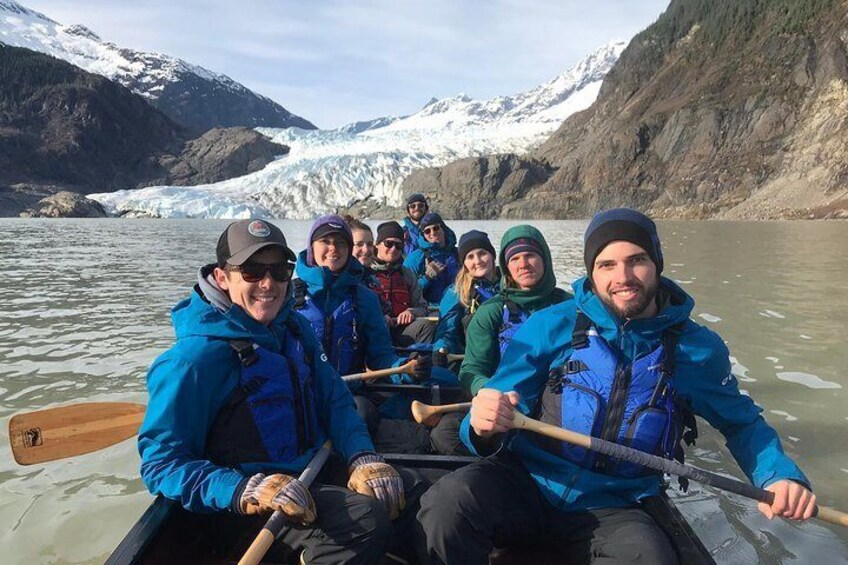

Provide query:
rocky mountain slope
left=0, top=1, right=314, bottom=133
left=0, top=45, right=288, bottom=215
left=409, top=0, right=848, bottom=219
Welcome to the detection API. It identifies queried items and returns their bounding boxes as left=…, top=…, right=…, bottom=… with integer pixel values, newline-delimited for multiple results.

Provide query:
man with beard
left=416, top=208, right=815, bottom=564
left=402, top=193, right=429, bottom=255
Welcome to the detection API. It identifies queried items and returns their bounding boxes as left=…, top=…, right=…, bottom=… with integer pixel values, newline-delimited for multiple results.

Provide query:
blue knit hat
left=419, top=212, right=444, bottom=231
left=583, top=208, right=663, bottom=274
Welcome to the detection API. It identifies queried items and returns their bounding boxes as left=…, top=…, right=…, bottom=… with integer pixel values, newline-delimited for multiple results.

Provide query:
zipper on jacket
left=285, top=358, right=307, bottom=454
left=594, top=362, right=632, bottom=473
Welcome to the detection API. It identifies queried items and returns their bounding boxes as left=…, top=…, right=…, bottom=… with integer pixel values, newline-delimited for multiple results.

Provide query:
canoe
left=106, top=453, right=715, bottom=564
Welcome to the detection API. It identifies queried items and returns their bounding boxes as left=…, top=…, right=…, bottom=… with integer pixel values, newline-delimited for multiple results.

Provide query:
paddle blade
left=9, top=402, right=145, bottom=465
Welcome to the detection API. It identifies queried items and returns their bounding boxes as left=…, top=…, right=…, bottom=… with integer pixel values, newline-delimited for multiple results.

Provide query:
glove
left=239, top=473, right=317, bottom=524
left=348, top=452, right=405, bottom=519
left=424, top=259, right=446, bottom=281
left=410, top=352, right=432, bottom=383
left=433, top=348, right=448, bottom=368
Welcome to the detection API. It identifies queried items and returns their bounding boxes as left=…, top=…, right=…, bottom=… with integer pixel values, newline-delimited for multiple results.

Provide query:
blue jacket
left=432, top=278, right=499, bottom=354
left=139, top=267, right=373, bottom=513
left=402, top=217, right=422, bottom=256
left=461, top=276, right=810, bottom=511
left=403, top=227, right=460, bottom=304
left=294, top=251, right=406, bottom=380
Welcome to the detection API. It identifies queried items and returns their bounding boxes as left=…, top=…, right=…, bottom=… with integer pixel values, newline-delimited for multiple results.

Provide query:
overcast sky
left=25, top=0, right=670, bottom=128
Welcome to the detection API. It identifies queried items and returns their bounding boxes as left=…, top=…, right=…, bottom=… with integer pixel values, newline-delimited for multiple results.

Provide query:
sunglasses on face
left=423, top=225, right=441, bottom=236
left=228, top=262, right=294, bottom=283
left=381, top=240, right=403, bottom=250
left=408, top=202, right=427, bottom=210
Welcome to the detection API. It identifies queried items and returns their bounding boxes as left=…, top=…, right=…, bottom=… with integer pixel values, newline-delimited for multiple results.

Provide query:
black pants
left=391, top=317, right=436, bottom=347
left=355, top=395, right=432, bottom=454
left=415, top=452, right=678, bottom=565
left=428, top=411, right=470, bottom=456
left=207, top=455, right=429, bottom=564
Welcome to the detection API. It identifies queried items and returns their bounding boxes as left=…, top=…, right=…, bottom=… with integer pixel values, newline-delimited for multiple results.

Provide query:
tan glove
left=347, top=453, right=405, bottom=519
left=424, top=259, right=446, bottom=280
left=239, top=473, right=317, bottom=524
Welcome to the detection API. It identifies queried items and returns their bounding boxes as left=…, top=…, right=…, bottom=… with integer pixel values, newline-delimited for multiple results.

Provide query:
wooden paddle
left=10, top=359, right=415, bottom=465
left=238, top=440, right=332, bottom=565
left=9, top=402, right=146, bottom=465
left=410, top=401, right=848, bottom=527
left=341, top=360, right=417, bottom=382
left=411, top=400, right=470, bottom=426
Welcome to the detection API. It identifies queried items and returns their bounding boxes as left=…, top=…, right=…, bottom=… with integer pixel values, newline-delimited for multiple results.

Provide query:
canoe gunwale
left=108, top=453, right=715, bottom=564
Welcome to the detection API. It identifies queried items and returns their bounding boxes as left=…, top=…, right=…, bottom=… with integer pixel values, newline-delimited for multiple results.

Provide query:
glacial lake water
left=0, top=218, right=846, bottom=563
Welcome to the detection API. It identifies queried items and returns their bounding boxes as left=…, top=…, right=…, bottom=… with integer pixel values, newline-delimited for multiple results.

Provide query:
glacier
left=85, top=40, right=626, bottom=219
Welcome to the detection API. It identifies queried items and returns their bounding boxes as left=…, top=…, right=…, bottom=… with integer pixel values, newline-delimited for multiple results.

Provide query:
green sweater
left=458, top=224, right=572, bottom=395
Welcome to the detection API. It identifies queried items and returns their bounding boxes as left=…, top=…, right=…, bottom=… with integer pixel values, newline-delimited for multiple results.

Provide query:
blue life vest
left=205, top=320, right=318, bottom=467
left=292, top=280, right=365, bottom=376
left=403, top=222, right=422, bottom=256
left=460, top=279, right=499, bottom=333
left=498, top=298, right=529, bottom=356
left=538, top=312, right=696, bottom=479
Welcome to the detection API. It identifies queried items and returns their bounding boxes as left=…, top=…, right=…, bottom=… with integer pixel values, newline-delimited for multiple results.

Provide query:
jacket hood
left=171, top=263, right=295, bottom=349
left=572, top=274, right=694, bottom=337
left=499, top=224, right=558, bottom=310
left=295, top=249, right=363, bottom=296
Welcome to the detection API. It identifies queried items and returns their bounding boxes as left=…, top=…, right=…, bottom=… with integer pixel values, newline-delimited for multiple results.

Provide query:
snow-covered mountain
left=0, top=1, right=314, bottom=132
left=91, top=41, right=627, bottom=219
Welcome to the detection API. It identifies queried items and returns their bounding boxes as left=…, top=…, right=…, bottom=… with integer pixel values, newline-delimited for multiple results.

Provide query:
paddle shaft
left=408, top=401, right=848, bottom=527
left=238, top=441, right=333, bottom=565
left=511, top=413, right=848, bottom=527
left=393, top=346, right=463, bottom=363
left=341, top=360, right=416, bottom=382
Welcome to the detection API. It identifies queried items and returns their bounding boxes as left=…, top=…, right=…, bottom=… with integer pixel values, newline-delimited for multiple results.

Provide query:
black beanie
left=458, top=229, right=495, bottom=261
left=406, top=192, right=427, bottom=206
left=376, top=221, right=405, bottom=243
left=583, top=208, right=663, bottom=274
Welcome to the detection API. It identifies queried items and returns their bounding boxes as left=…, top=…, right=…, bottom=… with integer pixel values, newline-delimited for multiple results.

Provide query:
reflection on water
left=0, top=219, right=846, bottom=563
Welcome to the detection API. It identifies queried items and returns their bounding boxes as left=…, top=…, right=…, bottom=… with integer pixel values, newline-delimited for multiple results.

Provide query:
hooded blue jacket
left=138, top=267, right=373, bottom=514
left=403, top=225, right=459, bottom=304
left=294, top=250, right=405, bottom=380
left=461, top=276, right=809, bottom=511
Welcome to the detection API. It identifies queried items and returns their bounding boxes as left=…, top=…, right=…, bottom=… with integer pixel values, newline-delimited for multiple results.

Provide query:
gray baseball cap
left=216, top=219, right=295, bottom=266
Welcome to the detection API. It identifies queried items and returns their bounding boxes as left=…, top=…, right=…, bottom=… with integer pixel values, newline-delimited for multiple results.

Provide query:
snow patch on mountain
left=88, top=40, right=626, bottom=219
left=0, top=1, right=238, bottom=99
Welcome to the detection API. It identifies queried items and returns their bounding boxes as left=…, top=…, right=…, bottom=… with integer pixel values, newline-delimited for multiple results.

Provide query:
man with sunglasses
left=371, top=220, right=434, bottom=347
left=138, top=219, right=413, bottom=564
left=404, top=212, right=460, bottom=305
left=402, top=192, right=429, bottom=255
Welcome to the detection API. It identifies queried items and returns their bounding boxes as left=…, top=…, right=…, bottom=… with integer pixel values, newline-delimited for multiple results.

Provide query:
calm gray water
left=0, top=219, right=846, bottom=564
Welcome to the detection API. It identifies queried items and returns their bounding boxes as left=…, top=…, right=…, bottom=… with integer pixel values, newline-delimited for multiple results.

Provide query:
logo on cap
left=248, top=220, right=271, bottom=238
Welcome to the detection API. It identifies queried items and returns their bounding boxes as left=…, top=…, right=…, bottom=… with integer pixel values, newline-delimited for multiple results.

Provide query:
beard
left=598, top=278, right=659, bottom=320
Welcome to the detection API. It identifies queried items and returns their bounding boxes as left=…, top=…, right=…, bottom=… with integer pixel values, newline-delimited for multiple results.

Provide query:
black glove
left=411, top=353, right=432, bottom=383
left=433, top=348, right=448, bottom=368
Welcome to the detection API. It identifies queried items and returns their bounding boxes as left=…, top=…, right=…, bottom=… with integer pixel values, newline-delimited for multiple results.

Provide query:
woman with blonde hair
left=431, top=230, right=500, bottom=365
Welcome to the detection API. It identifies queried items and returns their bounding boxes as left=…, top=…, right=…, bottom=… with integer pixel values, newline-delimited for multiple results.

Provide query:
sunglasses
left=381, top=240, right=403, bottom=250
left=408, top=202, right=427, bottom=210
left=423, top=225, right=442, bottom=235
left=228, top=262, right=294, bottom=283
